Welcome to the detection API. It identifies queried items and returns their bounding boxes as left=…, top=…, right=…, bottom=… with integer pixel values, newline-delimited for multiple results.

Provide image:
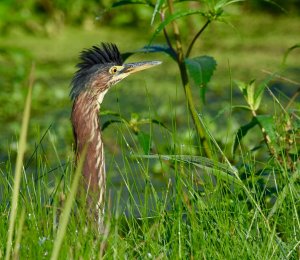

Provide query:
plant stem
left=160, top=10, right=176, bottom=57
left=166, top=0, right=212, bottom=158
left=167, top=0, right=183, bottom=61
left=180, top=63, right=213, bottom=158
left=186, top=19, right=210, bottom=58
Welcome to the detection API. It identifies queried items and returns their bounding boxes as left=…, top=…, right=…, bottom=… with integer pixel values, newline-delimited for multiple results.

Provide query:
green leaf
left=151, top=0, right=165, bottom=25
left=253, top=75, right=274, bottom=110
left=281, top=44, right=300, bottom=67
left=102, top=119, right=123, bottom=131
left=132, top=154, right=241, bottom=185
left=122, top=44, right=176, bottom=61
left=112, top=0, right=152, bottom=8
left=214, top=0, right=245, bottom=10
left=137, top=131, right=151, bottom=154
left=146, top=118, right=171, bottom=132
left=235, top=79, right=259, bottom=111
left=231, top=105, right=252, bottom=111
left=235, top=80, right=247, bottom=97
left=150, top=9, right=205, bottom=43
left=100, top=110, right=127, bottom=131
left=185, top=56, right=217, bottom=86
left=246, top=80, right=256, bottom=109
left=233, top=117, right=258, bottom=154
left=100, top=110, right=122, bottom=117
left=256, top=115, right=277, bottom=144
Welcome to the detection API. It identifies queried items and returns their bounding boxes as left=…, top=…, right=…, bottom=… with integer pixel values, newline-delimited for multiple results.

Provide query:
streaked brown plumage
left=70, top=43, right=161, bottom=230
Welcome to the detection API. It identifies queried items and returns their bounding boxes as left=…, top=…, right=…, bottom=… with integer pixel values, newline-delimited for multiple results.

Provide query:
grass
left=1, top=87, right=299, bottom=258
left=0, top=11, right=299, bottom=259
left=4, top=64, right=34, bottom=260
left=1, top=132, right=299, bottom=258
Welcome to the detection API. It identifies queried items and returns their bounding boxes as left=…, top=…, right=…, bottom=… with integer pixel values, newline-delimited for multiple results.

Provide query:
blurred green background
left=0, top=0, right=299, bottom=173
left=0, top=3, right=299, bottom=257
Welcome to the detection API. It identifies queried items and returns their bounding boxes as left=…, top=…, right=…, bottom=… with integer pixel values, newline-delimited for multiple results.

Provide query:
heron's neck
left=71, top=92, right=105, bottom=197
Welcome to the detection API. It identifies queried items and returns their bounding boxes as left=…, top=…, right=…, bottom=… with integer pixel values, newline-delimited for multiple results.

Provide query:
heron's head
left=70, top=43, right=161, bottom=102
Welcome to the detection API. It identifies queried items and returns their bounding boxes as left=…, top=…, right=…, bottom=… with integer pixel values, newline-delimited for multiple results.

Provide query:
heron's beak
left=121, top=61, right=162, bottom=75
left=109, top=60, right=162, bottom=86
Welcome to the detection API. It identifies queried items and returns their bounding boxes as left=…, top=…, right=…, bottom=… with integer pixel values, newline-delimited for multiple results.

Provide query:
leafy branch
left=112, top=0, right=243, bottom=160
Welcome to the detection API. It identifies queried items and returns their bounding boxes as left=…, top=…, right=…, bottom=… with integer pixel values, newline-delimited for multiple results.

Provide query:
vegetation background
left=0, top=0, right=299, bottom=259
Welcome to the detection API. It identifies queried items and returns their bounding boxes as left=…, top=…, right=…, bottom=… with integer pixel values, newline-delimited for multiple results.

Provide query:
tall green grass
left=1, top=119, right=299, bottom=258
left=1, top=54, right=299, bottom=259
left=5, top=64, right=34, bottom=260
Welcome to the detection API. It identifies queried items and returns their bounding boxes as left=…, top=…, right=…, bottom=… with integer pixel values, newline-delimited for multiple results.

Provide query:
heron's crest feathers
left=70, top=43, right=123, bottom=100
left=77, top=43, right=123, bottom=70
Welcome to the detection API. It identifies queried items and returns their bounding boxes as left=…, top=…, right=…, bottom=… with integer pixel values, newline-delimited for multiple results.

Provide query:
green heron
left=70, top=43, right=161, bottom=230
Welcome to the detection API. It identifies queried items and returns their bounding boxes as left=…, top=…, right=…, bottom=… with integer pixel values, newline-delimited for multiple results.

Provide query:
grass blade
left=5, top=64, right=34, bottom=260
left=268, top=167, right=300, bottom=220
left=133, top=154, right=240, bottom=184
left=13, top=208, right=26, bottom=259
left=50, top=148, right=86, bottom=260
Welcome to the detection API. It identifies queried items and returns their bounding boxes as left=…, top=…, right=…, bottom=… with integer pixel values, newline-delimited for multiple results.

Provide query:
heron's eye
left=109, top=66, right=118, bottom=74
